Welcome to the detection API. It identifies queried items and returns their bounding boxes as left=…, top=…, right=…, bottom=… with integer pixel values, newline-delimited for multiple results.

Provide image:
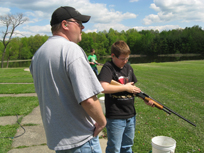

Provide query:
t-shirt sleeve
left=130, top=67, right=137, bottom=83
left=98, top=64, right=113, bottom=83
left=68, top=56, right=103, bottom=103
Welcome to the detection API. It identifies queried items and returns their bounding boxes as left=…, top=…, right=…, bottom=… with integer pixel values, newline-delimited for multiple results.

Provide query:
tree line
left=0, top=25, right=204, bottom=67
left=79, top=25, right=204, bottom=57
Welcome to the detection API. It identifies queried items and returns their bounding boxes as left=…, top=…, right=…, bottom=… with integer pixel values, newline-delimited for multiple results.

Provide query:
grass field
left=131, top=60, right=204, bottom=152
left=0, top=60, right=203, bottom=152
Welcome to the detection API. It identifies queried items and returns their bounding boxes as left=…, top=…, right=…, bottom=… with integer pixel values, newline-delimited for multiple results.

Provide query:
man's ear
left=111, top=53, right=115, bottom=58
left=62, top=20, right=68, bottom=29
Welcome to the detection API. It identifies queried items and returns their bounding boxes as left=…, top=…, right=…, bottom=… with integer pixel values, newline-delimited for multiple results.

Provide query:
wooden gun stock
left=110, top=80, right=166, bottom=112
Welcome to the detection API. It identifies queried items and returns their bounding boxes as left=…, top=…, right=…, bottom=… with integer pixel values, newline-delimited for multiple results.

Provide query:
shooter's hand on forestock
left=144, top=99, right=155, bottom=107
left=126, top=82, right=154, bottom=107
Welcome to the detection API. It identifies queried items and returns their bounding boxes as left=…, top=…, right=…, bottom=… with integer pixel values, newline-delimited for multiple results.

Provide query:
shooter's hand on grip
left=125, top=82, right=141, bottom=94
left=110, top=80, right=154, bottom=107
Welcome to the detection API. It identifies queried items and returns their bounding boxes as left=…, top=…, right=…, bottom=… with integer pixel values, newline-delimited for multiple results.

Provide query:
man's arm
left=81, top=95, right=107, bottom=137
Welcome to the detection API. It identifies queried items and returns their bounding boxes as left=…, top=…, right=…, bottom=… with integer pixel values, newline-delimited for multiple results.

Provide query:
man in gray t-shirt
left=30, top=6, right=106, bottom=152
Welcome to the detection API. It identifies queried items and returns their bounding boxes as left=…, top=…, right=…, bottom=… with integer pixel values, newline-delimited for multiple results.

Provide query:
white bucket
left=151, top=136, right=176, bottom=153
left=99, top=96, right=105, bottom=114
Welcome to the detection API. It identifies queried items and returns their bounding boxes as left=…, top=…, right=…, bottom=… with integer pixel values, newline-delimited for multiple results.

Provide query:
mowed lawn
left=130, top=60, right=204, bottom=152
left=0, top=60, right=203, bottom=152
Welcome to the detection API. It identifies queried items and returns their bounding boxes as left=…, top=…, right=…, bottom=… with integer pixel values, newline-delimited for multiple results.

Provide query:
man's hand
left=90, top=62, right=95, bottom=65
left=93, top=122, right=104, bottom=137
left=81, top=96, right=106, bottom=137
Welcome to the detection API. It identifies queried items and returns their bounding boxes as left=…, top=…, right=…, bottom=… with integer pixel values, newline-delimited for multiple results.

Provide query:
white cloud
left=144, top=0, right=204, bottom=25
left=0, top=0, right=137, bottom=25
left=150, top=3, right=160, bottom=12
left=23, top=25, right=51, bottom=33
left=0, top=7, right=11, bottom=15
left=133, top=25, right=181, bottom=32
left=77, top=3, right=137, bottom=24
left=85, top=29, right=97, bottom=33
left=12, top=30, right=37, bottom=37
left=0, top=0, right=134, bottom=36
left=93, top=23, right=130, bottom=32
left=92, top=23, right=182, bottom=33
left=129, top=0, right=139, bottom=2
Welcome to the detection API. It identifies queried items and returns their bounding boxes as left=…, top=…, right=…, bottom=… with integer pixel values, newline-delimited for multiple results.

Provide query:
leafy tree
left=79, top=32, right=94, bottom=54
left=19, top=37, right=32, bottom=59
left=126, top=29, right=142, bottom=54
left=106, top=28, right=120, bottom=54
left=5, top=38, right=20, bottom=67
left=0, top=41, right=3, bottom=59
left=28, top=34, right=47, bottom=55
left=0, top=13, right=29, bottom=68
left=95, top=32, right=109, bottom=57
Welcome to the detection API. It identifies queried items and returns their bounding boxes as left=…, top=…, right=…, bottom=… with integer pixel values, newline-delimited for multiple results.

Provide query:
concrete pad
left=24, top=68, right=30, bottom=72
left=0, top=116, right=22, bottom=126
left=8, top=145, right=55, bottom=153
left=99, top=131, right=107, bottom=153
left=12, top=125, right=46, bottom=148
left=99, top=138, right=107, bottom=153
left=0, top=93, right=37, bottom=97
left=21, top=106, right=43, bottom=125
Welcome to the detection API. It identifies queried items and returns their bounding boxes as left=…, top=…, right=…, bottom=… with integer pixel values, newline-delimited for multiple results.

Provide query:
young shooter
left=98, top=40, right=154, bottom=153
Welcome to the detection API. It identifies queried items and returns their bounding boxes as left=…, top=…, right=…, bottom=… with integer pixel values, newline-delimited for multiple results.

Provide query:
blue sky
left=0, top=0, right=204, bottom=37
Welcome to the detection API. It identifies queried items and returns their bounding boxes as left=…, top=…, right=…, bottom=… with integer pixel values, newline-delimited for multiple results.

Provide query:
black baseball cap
left=50, top=6, right=91, bottom=26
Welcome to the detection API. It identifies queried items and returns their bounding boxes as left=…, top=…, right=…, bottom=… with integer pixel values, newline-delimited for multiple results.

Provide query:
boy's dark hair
left=90, top=48, right=95, bottom=53
left=111, top=40, right=130, bottom=57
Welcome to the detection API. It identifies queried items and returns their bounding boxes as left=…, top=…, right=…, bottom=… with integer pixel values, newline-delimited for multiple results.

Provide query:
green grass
left=131, top=60, right=204, bottom=152
left=0, top=68, right=33, bottom=83
left=0, top=97, right=39, bottom=116
left=0, top=61, right=203, bottom=152
left=0, top=84, right=35, bottom=94
left=0, top=124, right=20, bottom=153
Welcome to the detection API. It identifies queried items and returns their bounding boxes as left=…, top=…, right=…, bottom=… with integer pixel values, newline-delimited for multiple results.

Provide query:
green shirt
left=88, top=54, right=97, bottom=67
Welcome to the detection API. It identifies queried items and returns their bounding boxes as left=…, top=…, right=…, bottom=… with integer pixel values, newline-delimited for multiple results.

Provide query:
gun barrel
left=150, top=96, right=196, bottom=127
left=163, top=105, right=196, bottom=127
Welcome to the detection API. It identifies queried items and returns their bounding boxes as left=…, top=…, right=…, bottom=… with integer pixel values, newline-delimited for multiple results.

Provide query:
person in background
left=88, top=48, right=99, bottom=75
left=98, top=40, right=154, bottom=153
left=29, top=6, right=106, bottom=153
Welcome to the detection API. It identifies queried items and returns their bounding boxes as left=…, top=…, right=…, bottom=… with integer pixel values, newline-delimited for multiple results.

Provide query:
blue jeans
left=55, top=136, right=102, bottom=153
left=91, top=66, right=98, bottom=75
left=106, top=116, right=136, bottom=153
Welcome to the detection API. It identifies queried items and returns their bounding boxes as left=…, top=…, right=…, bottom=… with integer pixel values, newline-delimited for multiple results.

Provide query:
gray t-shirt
left=30, top=36, right=103, bottom=150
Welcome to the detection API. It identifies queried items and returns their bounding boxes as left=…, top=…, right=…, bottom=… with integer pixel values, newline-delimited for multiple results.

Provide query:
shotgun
left=110, top=80, right=196, bottom=127
left=94, top=62, right=103, bottom=66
